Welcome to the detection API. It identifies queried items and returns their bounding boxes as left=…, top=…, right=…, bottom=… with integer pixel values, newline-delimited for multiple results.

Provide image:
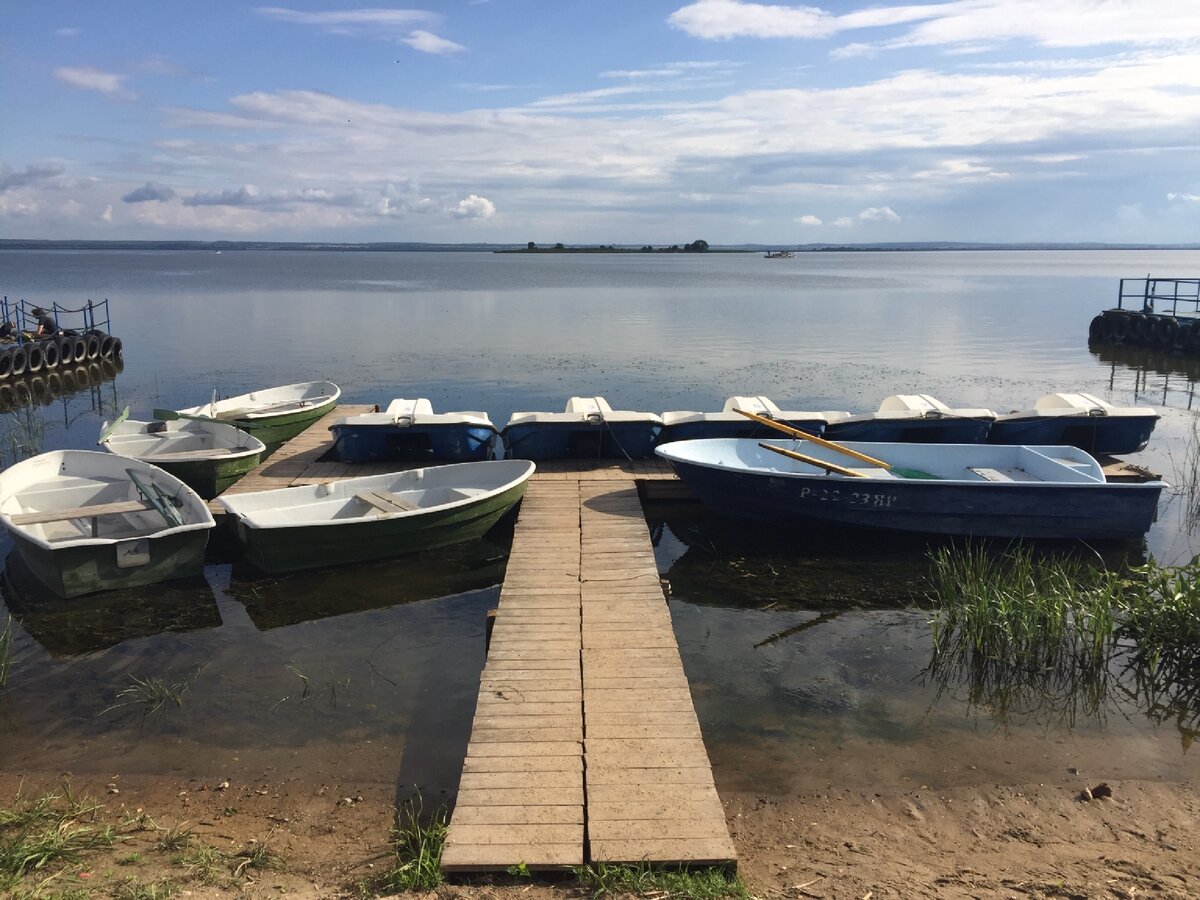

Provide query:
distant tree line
left=521, top=239, right=709, bottom=253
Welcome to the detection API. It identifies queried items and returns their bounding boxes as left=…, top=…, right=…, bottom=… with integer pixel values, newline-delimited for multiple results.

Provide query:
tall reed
left=0, top=615, right=12, bottom=688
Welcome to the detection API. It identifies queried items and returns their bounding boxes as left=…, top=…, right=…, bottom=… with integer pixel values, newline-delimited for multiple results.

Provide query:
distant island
left=1, top=239, right=1198, bottom=253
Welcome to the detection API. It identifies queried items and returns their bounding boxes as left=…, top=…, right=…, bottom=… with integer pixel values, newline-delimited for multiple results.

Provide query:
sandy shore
left=3, top=768, right=1197, bottom=899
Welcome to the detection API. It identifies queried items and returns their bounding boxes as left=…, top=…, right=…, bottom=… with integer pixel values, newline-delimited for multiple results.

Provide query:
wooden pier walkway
left=213, top=404, right=736, bottom=869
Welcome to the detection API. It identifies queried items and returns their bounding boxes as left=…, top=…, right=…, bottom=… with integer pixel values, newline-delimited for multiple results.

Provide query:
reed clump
left=927, top=545, right=1200, bottom=727
left=0, top=784, right=114, bottom=892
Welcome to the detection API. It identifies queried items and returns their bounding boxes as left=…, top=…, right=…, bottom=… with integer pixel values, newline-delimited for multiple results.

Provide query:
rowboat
left=823, top=394, right=996, bottom=443
left=988, top=393, right=1159, bottom=455
left=98, top=407, right=266, bottom=498
left=0, top=450, right=215, bottom=598
left=502, top=396, right=662, bottom=460
left=655, top=438, right=1164, bottom=539
left=658, top=396, right=839, bottom=444
left=216, top=459, right=535, bottom=574
left=176, top=380, right=340, bottom=445
left=329, top=398, right=499, bottom=463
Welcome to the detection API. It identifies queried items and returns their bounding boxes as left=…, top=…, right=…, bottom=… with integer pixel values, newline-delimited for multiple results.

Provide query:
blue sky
left=2, top=1, right=1199, bottom=244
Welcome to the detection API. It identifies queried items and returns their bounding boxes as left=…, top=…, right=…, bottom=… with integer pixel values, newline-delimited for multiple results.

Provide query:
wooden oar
left=97, top=406, right=131, bottom=444
left=735, top=408, right=892, bottom=469
left=737, top=408, right=941, bottom=480
left=759, top=442, right=864, bottom=477
left=153, top=408, right=266, bottom=430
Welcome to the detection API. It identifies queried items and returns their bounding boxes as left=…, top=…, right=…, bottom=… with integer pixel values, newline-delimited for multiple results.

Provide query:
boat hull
left=331, top=423, right=497, bottom=463
left=9, top=528, right=209, bottom=599
left=235, top=400, right=336, bottom=445
left=988, top=415, right=1157, bottom=455
left=151, top=454, right=263, bottom=499
left=230, top=479, right=528, bottom=574
left=824, top=417, right=992, bottom=443
left=503, top=421, right=661, bottom=460
left=657, top=417, right=826, bottom=444
left=657, top=440, right=1162, bottom=540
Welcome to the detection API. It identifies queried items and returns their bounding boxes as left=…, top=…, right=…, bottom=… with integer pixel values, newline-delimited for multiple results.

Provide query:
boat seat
left=145, top=447, right=237, bottom=460
left=356, top=490, right=420, bottom=513
left=9, top=498, right=157, bottom=526
left=969, top=467, right=1039, bottom=483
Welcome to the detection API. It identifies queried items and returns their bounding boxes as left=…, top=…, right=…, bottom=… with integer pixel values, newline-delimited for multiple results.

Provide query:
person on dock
left=0, top=320, right=16, bottom=342
left=28, top=307, right=59, bottom=339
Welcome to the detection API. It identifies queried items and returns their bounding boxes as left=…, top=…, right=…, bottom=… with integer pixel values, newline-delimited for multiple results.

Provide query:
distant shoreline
left=1, top=239, right=1198, bottom=253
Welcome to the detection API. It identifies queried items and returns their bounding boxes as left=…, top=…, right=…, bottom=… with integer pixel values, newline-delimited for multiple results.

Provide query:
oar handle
left=735, top=408, right=892, bottom=470
left=759, top=442, right=865, bottom=477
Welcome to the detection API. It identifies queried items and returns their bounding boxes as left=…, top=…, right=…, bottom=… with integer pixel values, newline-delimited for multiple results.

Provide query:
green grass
left=0, top=785, right=114, bottom=892
left=0, top=614, right=13, bottom=688
left=376, top=795, right=447, bottom=892
left=572, top=862, right=748, bottom=899
left=232, top=839, right=278, bottom=878
left=102, top=674, right=191, bottom=720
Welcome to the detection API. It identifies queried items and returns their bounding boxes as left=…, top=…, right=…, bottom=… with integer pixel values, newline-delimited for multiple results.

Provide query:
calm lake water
left=1, top=248, right=1197, bottom=797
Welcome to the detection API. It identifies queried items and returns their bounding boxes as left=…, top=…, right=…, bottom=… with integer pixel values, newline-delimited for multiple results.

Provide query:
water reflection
left=1090, top=340, right=1200, bottom=409
left=0, top=357, right=123, bottom=414
left=2, top=551, right=219, bottom=656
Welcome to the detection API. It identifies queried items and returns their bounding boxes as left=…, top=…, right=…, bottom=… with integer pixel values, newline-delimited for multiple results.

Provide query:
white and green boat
left=177, top=380, right=340, bottom=445
left=98, top=408, right=266, bottom=499
left=216, top=459, right=535, bottom=574
left=0, top=450, right=215, bottom=599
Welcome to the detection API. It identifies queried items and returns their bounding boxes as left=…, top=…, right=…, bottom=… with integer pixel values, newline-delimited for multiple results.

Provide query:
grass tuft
left=0, top=614, right=12, bottom=688
left=572, top=862, right=748, bottom=899
left=377, top=794, right=447, bottom=892
left=0, top=784, right=114, bottom=892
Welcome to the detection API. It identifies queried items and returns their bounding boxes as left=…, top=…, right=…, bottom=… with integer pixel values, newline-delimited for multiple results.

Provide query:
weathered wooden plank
left=468, top=726, right=583, bottom=743
left=463, top=755, right=582, bottom=774
left=585, top=766, right=715, bottom=785
left=584, top=724, right=702, bottom=740
left=447, top=805, right=583, bottom=825
left=454, top=787, right=584, bottom=807
left=458, top=771, right=582, bottom=790
left=587, top=783, right=721, bottom=805
left=588, top=838, right=734, bottom=864
left=472, top=714, right=581, bottom=731
left=441, top=843, right=583, bottom=871
left=445, top=824, right=584, bottom=846
left=588, top=820, right=731, bottom=841
left=465, top=741, right=581, bottom=758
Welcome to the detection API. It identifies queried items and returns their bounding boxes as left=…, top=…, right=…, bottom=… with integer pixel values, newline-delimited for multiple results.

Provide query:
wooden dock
left=214, top=406, right=735, bottom=871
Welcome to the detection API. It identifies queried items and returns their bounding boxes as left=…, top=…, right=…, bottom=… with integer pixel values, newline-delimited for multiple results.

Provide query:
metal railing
left=1115, top=277, right=1200, bottom=316
left=0, top=297, right=114, bottom=343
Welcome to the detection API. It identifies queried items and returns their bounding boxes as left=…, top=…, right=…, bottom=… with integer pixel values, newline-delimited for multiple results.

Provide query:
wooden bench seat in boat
left=9, top=498, right=157, bottom=526
left=356, top=490, right=420, bottom=513
left=143, top=447, right=238, bottom=460
left=968, top=467, right=1040, bottom=483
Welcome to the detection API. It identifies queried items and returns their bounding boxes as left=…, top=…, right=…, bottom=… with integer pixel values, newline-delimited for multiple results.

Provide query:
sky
left=2, top=0, right=1199, bottom=245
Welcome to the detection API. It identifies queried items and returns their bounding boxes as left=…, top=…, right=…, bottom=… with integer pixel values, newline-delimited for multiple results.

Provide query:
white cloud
left=453, top=194, right=496, bottom=219
left=54, top=66, right=135, bottom=99
left=669, top=0, right=1200, bottom=51
left=55, top=27, right=81, bottom=37
left=257, top=6, right=462, bottom=54
left=1168, top=192, right=1200, bottom=202
left=795, top=214, right=822, bottom=225
left=833, top=216, right=855, bottom=227
left=123, top=182, right=177, bottom=203
left=858, top=206, right=900, bottom=222
left=0, top=162, right=67, bottom=193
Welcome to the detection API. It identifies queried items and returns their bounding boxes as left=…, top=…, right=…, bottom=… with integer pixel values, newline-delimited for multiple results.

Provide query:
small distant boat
left=658, top=396, right=839, bottom=444
left=329, top=398, right=499, bottom=463
left=98, top=407, right=266, bottom=499
left=502, top=397, right=662, bottom=460
left=216, top=459, right=535, bottom=574
left=0, top=450, right=215, bottom=598
left=176, top=380, right=340, bottom=445
left=764, top=250, right=793, bottom=259
left=824, top=394, right=996, bottom=443
left=656, top=438, right=1165, bottom=540
left=988, top=393, right=1159, bottom=455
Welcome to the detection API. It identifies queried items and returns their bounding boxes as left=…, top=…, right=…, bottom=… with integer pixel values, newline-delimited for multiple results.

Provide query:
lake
left=1, top=248, right=1197, bottom=798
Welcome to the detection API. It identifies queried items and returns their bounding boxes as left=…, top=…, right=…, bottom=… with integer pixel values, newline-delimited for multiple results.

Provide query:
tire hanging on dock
left=70, top=335, right=87, bottom=364
left=24, top=343, right=44, bottom=375
left=1088, top=314, right=1107, bottom=341
left=1154, top=317, right=1178, bottom=349
left=98, top=333, right=115, bottom=357
left=84, top=332, right=101, bottom=360
left=41, top=339, right=60, bottom=370
left=0, top=347, right=12, bottom=379
left=1108, top=314, right=1129, bottom=342
left=8, top=345, right=28, bottom=377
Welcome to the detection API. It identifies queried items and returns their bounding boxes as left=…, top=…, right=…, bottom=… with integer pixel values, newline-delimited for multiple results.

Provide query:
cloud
left=795, top=214, right=822, bottom=225
left=453, top=194, right=496, bottom=219
left=122, top=182, right=177, bottom=203
left=0, top=162, right=67, bottom=193
left=1168, top=192, right=1200, bottom=202
left=858, top=206, right=900, bottom=222
left=402, top=30, right=465, bottom=54
left=669, top=0, right=1200, bottom=51
left=55, top=27, right=81, bottom=37
left=256, top=6, right=462, bottom=54
left=54, top=66, right=135, bottom=99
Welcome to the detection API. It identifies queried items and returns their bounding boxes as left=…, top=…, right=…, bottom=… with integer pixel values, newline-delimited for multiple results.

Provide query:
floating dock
left=215, top=406, right=737, bottom=870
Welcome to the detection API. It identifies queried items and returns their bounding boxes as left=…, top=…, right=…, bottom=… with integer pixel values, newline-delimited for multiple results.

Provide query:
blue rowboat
left=988, top=393, right=1158, bottom=455
left=655, top=438, right=1164, bottom=540
left=502, top=396, right=662, bottom=460
left=329, top=398, right=499, bottom=463
left=823, top=394, right=995, bottom=443
left=658, top=395, right=840, bottom=444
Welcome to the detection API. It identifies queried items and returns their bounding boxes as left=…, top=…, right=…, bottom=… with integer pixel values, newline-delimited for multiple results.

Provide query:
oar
left=736, top=408, right=940, bottom=479
left=759, top=442, right=865, bottom=477
left=153, top=408, right=268, bottom=431
left=97, top=406, right=131, bottom=444
left=735, top=408, right=892, bottom=468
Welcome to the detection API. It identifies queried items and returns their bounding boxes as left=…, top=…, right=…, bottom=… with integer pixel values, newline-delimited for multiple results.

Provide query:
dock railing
left=1, top=297, right=114, bottom=344
left=1116, top=277, right=1200, bottom=317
